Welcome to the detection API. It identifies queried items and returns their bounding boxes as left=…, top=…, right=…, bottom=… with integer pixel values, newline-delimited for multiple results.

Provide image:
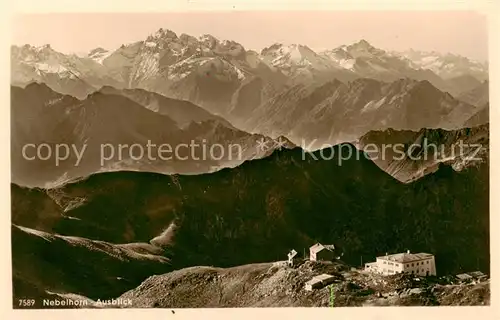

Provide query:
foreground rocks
left=119, top=260, right=490, bottom=308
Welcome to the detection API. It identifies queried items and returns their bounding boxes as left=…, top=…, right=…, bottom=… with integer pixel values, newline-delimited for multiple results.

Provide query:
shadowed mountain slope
left=11, top=84, right=293, bottom=188
left=358, top=125, right=489, bottom=183
left=98, top=86, right=233, bottom=128
left=458, top=80, right=489, bottom=107
left=12, top=224, right=170, bottom=301
left=464, top=103, right=489, bottom=127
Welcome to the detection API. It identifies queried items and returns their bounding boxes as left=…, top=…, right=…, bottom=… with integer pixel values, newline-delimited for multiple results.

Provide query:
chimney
left=407, top=250, right=410, bottom=254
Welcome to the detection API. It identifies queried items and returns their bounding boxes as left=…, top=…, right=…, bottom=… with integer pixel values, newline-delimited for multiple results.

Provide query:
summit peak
left=153, top=28, right=178, bottom=40
left=351, top=39, right=374, bottom=49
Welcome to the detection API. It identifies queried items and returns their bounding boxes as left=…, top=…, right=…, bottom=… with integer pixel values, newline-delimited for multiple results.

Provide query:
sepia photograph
left=8, top=5, right=494, bottom=313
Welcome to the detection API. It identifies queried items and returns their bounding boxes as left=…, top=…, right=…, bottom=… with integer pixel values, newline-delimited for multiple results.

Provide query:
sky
left=12, top=11, right=488, bottom=61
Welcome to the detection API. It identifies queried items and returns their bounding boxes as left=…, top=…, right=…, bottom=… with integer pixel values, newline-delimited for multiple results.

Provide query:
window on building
left=406, top=264, right=409, bottom=267
left=412, top=263, right=414, bottom=266
left=417, top=262, right=419, bottom=266
left=427, top=261, right=429, bottom=264
left=411, top=270, right=414, bottom=274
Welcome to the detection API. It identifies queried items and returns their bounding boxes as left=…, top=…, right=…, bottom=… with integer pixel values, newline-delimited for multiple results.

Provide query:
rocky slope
left=118, top=260, right=489, bottom=307
left=357, top=124, right=489, bottom=183
left=14, top=259, right=490, bottom=308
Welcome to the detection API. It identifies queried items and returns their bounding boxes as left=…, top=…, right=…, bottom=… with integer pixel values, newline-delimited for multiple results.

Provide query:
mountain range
left=11, top=77, right=488, bottom=187
left=12, top=30, right=488, bottom=117
left=11, top=83, right=293, bottom=188
left=240, top=78, right=484, bottom=148
left=10, top=25, right=490, bottom=308
left=11, top=29, right=489, bottom=152
left=12, top=145, right=489, bottom=303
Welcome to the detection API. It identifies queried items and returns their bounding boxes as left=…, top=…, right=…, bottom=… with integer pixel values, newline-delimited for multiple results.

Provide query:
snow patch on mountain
left=12, top=44, right=91, bottom=82
left=260, top=43, right=340, bottom=75
left=88, top=48, right=113, bottom=64
left=168, top=56, right=209, bottom=80
left=394, top=49, right=488, bottom=80
left=133, top=52, right=160, bottom=83
left=361, top=97, right=386, bottom=113
left=35, top=63, right=68, bottom=74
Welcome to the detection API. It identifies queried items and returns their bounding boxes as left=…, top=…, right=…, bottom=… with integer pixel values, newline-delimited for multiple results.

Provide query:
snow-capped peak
left=14, top=44, right=55, bottom=56
left=153, top=28, right=178, bottom=40
left=320, top=48, right=355, bottom=71
left=345, top=39, right=385, bottom=57
left=394, top=49, right=488, bottom=80
left=350, top=39, right=373, bottom=49
left=261, top=43, right=313, bottom=63
left=11, top=44, right=84, bottom=80
left=259, top=43, right=341, bottom=75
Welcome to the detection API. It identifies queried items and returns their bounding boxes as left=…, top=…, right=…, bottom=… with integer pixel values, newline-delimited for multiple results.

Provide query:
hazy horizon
left=12, top=11, right=488, bottom=61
